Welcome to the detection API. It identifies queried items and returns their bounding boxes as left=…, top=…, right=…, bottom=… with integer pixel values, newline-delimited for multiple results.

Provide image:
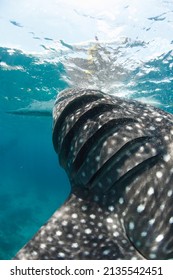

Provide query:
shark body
left=14, top=88, right=173, bottom=260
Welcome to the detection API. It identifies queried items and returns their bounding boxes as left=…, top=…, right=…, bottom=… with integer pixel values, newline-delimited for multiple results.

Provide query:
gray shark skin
left=6, top=109, right=52, bottom=117
left=14, top=88, right=173, bottom=260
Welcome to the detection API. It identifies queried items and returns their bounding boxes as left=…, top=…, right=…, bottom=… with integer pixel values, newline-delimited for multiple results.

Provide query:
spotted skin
left=14, top=88, right=173, bottom=260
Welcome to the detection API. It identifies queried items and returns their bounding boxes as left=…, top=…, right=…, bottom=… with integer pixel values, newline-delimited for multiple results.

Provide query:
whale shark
left=7, top=109, right=52, bottom=117
left=6, top=100, right=54, bottom=117
left=14, top=88, right=173, bottom=260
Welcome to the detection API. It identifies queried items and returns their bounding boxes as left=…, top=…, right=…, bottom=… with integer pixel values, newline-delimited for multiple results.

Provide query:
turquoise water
left=0, top=48, right=70, bottom=259
left=0, top=0, right=173, bottom=259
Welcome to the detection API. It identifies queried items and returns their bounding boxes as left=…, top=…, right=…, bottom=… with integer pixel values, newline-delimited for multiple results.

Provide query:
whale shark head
left=14, top=88, right=173, bottom=260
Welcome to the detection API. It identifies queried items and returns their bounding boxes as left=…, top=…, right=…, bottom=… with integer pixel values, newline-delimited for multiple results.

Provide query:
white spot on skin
left=98, top=222, right=103, bottom=227
left=50, top=247, right=56, bottom=251
left=122, top=239, right=127, bottom=244
left=47, top=237, right=53, bottom=242
left=151, top=148, right=156, bottom=154
left=139, top=146, right=144, bottom=152
left=135, top=123, right=142, bottom=129
left=169, top=217, right=173, bottom=224
left=129, top=222, right=135, bottom=230
left=167, top=190, right=172, bottom=197
left=156, top=171, right=163, bottom=179
left=71, top=213, right=78, bottom=219
left=149, top=253, right=156, bottom=259
left=58, top=252, right=65, bottom=258
left=156, top=117, right=162, bottom=122
left=40, top=243, right=46, bottom=249
left=106, top=218, right=113, bottom=223
left=103, top=141, right=108, bottom=147
left=85, top=228, right=92, bottom=234
left=98, top=234, right=104, bottom=239
left=32, top=251, right=38, bottom=256
left=81, top=205, right=87, bottom=211
left=137, top=204, right=145, bottom=213
left=149, top=219, right=155, bottom=225
left=108, top=148, right=113, bottom=154
left=166, top=177, right=170, bottom=184
left=96, top=156, right=100, bottom=162
left=156, top=234, right=164, bottom=242
left=141, top=231, right=147, bottom=237
left=147, top=187, right=154, bottom=196
left=149, top=126, right=155, bottom=131
left=40, top=230, right=45, bottom=236
left=164, top=135, right=169, bottom=141
left=119, top=197, right=124, bottom=204
left=94, top=195, right=99, bottom=202
left=56, top=230, right=62, bottom=236
left=136, top=241, right=141, bottom=247
left=163, top=154, right=171, bottom=162
left=73, top=225, right=79, bottom=230
left=62, top=220, right=68, bottom=226
left=72, top=243, right=79, bottom=248
left=108, top=206, right=114, bottom=212
left=113, top=231, right=119, bottom=237
left=90, top=214, right=96, bottom=219
left=126, top=126, right=133, bottom=130
left=160, top=204, right=165, bottom=210
left=111, top=139, right=116, bottom=145
left=103, top=249, right=111, bottom=255
left=112, top=224, right=117, bottom=229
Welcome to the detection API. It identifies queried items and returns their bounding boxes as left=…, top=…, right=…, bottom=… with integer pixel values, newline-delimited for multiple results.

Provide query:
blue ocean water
left=0, top=0, right=173, bottom=259
left=0, top=48, right=71, bottom=259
